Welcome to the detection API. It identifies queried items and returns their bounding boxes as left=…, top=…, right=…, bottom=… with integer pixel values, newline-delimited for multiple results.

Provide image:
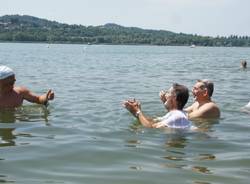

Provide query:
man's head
left=164, top=83, right=189, bottom=110
left=241, top=60, right=247, bottom=69
left=0, top=66, right=14, bottom=80
left=192, top=79, right=214, bottom=101
left=0, top=66, right=16, bottom=93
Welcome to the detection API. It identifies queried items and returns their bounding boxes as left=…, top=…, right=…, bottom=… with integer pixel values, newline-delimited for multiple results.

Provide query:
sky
left=1, top=0, right=250, bottom=37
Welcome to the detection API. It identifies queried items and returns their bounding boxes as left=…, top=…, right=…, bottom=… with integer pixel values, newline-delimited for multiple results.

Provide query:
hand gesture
left=43, top=89, right=54, bottom=106
left=122, top=99, right=141, bottom=117
left=159, top=90, right=167, bottom=104
left=46, top=89, right=54, bottom=101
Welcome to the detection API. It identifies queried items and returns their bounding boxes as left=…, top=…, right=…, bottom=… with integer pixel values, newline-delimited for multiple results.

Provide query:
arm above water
left=19, top=87, right=55, bottom=105
left=122, top=99, right=157, bottom=128
left=137, top=111, right=158, bottom=128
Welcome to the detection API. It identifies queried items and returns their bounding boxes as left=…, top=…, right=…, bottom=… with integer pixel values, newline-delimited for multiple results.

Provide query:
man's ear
left=173, top=95, right=178, bottom=105
left=203, top=89, right=209, bottom=97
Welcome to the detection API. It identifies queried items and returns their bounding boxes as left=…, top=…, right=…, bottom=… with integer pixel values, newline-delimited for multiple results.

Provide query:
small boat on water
left=190, top=44, right=196, bottom=48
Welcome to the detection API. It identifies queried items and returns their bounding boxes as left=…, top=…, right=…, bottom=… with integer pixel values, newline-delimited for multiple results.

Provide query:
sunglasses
left=2, top=79, right=16, bottom=86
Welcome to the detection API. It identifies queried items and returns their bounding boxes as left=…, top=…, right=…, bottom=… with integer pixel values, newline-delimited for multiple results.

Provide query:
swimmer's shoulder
left=14, top=86, right=30, bottom=95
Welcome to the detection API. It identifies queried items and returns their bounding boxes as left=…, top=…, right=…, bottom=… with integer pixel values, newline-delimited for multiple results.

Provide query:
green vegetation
left=0, top=14, right=250, bottom=46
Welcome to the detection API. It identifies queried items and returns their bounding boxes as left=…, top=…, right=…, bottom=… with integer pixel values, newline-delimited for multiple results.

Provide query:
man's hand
left=159, top=90, right=167, bottom=104
left=122, top=99, right=141, bottom=117
left=46, top=89, right=54, bottom=101
left=43, top=89, right=55, bottom=106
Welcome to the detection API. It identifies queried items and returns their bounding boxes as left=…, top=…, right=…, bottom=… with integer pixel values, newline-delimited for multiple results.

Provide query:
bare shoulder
left=201, top=101, right=220, bottom=117
left=205, top=101, right=220, bottom=110
left=14, top=86, right=31, bottom=95
left=188, top=101, right=220, bottom=119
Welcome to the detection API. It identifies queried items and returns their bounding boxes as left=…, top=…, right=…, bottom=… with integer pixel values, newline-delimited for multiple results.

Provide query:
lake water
left=0, top=43, right=250, bottom=184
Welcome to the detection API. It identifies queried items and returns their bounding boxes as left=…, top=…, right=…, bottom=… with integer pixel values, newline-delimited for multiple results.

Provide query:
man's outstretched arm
left=20, top=87, right=54, bottom=105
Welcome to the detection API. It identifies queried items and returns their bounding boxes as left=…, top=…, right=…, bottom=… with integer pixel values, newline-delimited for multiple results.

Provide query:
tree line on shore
left=0, top=15, right=250, bottom=47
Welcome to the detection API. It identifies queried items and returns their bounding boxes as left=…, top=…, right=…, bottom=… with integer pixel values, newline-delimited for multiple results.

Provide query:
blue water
left=0, top=43, right=250, bottom=184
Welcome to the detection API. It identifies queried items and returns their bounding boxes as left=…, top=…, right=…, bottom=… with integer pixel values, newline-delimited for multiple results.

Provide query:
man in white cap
left=0, top=65, right=54, bottom=108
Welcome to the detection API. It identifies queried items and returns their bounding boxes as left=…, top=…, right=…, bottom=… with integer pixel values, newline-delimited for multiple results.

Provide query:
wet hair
left=172, top=83, right=189, bottom=110
left=197, top=79, right=214, bottom=97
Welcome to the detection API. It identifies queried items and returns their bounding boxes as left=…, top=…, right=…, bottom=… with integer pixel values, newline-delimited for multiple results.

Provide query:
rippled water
left=0, top=43, right=250, bottom=184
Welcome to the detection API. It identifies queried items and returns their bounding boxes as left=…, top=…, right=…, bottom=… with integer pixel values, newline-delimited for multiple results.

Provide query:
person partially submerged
left=240, top=60, right=247, bottom=69
left=0, top=65, right=54, bottom=108
left=123, top=83, right=193, bottom=129
left=184, top=79, right=220, bottom=119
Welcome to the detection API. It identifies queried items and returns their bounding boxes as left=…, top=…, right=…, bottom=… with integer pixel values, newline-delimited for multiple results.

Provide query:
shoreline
left=1, top=41, right=250, bottom=48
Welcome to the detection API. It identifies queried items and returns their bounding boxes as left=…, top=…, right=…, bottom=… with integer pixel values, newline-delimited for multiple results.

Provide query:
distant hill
left=0, top=14, right=250, bottom=46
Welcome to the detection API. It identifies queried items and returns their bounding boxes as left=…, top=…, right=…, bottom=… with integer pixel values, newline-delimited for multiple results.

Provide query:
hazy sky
left=1, top=0, right=250, bottom=37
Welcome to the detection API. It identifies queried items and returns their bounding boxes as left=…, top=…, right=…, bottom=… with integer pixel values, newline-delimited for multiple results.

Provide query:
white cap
left=0, top=65, right=15, bottom=80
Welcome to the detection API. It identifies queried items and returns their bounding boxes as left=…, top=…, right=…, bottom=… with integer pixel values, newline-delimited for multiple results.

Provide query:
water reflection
left=0, top=128, right=16, bottom=147
left=192, top=166, right=212, bottom=174
left=0, top=109, right=16, bottom=123
left=127, top=118, right=217, bottom=178
left=0, top=105, right=50, bottom=123
left=129, top=120, right=144, bottom=133
left=193, top=181, right=211, bottom=184
left=161, top=124, right=217, bottom=179
left=0, top=175, right=15, bottom=183
left=129, top=166, right=142, bottom=170
left=0, top=105, right=50, bottom=147
left=124, top=139, right=141, bottom=148
left=165, top=135, right=187, bottom=148
left=197, top=153, right=216, bottom=161
left=160, top=134, right=188, bottom=170
left=191, top=118, right=220, bottom=132
left=129, top=117, right=219, bottom=134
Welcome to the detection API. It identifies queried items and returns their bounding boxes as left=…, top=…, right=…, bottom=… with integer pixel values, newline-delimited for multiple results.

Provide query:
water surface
left=0, top=43, right=250, bottom=184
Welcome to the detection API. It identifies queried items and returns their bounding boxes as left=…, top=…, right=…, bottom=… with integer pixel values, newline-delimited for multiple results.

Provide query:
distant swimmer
left=0, top=65, right=54, bottom=108
left=184, top=79, right=220, bottom=119
left=123, top=83, right=194, bottom=129
left=240, top=60, right=247, bottom=69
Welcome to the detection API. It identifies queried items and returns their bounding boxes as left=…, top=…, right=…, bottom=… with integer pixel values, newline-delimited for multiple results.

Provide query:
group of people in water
left=123, top=60, right=248, bottom=129
left=0, top=62, right=247, bottom=130
left=123, top=80, right=220, bottom=129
